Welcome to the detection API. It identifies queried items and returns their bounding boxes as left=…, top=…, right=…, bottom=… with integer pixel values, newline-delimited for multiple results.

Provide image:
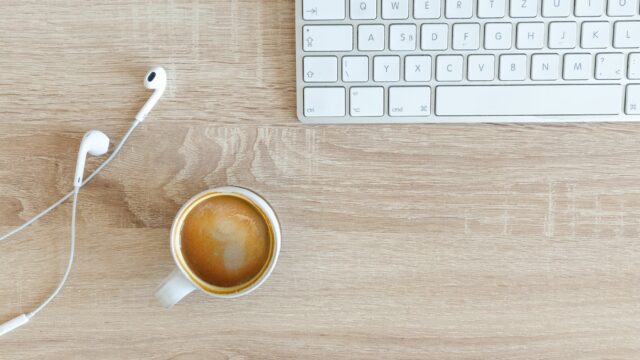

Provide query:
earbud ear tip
left=144, top=66, right=167, bottom=90
left=86, top=130, right=110, bottom=156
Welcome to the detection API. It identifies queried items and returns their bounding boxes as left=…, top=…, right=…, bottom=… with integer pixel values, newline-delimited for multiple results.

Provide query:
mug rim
left=170, top=186, right=281, bottom=299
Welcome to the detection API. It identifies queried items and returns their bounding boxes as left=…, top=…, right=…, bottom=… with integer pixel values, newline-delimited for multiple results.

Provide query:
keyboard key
left=343, top=56, right=369, bottom=82
left=517, top=22, right=545, bottom=49
left=414, top=0, right=441, bottom=18
left=453, top=23, right=480, bottom=50
left=389, top=24, right=417, bottom=51
left=303, top=56, right=338, bottom=82
left=303, top=0, right=346, bottom=20
left=389, top=87, right=431, bottom=116
left=405, top=56, right=432, bottom=81
left=478, top=0, right=506, bottom=17
left=382, top=0, right=409, bottom=19
left=421, top=24, right=449, bottom=50
left=358, top=25, right=385, bottom=51
left=563, top=53, right=592, bottom=79
left=350, top=87, right=384, bottom=116
left=468, top=55, right=496, bottom=80
left=595, top=53, right=625, bottom=79
left=351, top=0, right=377, bottom=19
left=608, top=0, right=638, bottom=16
left=511, top=0, right=539, bottom=17
left=304, top=87, right=346, bottom=117
left=543, top=0, right=571, bottom=17
left=445, top=0, right=473, bottom=18
left=485, top=23, right=513, bottom=49
left=374, top=56, right=401, bottom=81
left=614, top=21, right=640, bottom=48
left=628, top=53, right=640, bottom=79
left=436, top=55, right=464, bottom=81
left=548, top=22, right=577, bottom=48
left=531, top=54, right=560, bottom=80
left=581, top=22, right=610, bottom=48
left=626, top=85, right=640, bottom=114
left=499, top=54, right=527, bottom=80
left=436, top=85, right=622, bottom=115
left=575, top=0, right=605, bottom=16
left=303, top=26, right=353, bottom=52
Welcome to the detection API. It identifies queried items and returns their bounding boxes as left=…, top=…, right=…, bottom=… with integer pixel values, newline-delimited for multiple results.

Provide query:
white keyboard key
left=436, top=55, right=464, bottom=81
left=581, top=22, right=610, bottom=48
left=485, top=23, right=513, bottom=49
left=511, top=0, right=539, bottom=17
left=350, top=87, right=384, bottom=116
left=421, top=24, right=449, bottom=50
left=608, top=0, right=638, bottom=16
left=626, top=85, right=640, bottom=114
left=389, top=87, right=431, bottom=116
left=382, top=0, right=409, bottom=19
left=500, top=54, right=527, bottom=80
left=563, top=53, right=592, bottom=79
left=351, top=0, right=377, bottom=19
left=343, top=56, right=369, bottom=82
left=531, top=54, right=560, bottom=80
left=446, top=0, right=473, bottom=18
left=303, top=0, right=346, bottom=20
left=304, top=87, right=346, bottom=117
left=303, top=26, right=353, bottom=52
left=468, top=55, right=496, bottom=80
left=304, top=56, right=338, bottom=82
left=414, top=0, right=442, bottom=18
left=453, top=23, right=480, bottom=50
left=390, top=24, right=417, bottom=51
left=543, top=0, right=571, bottom=16
left=374, top=56, right=401, bottom=81
left=517, top=22, right=545, bottom=49
left=549, top=22, right=577, bottom=49
left=628, top=53, right=640, bottom=79
left=575, top=0, right=605, bottom=16
left=358, top=25, right=385, bottom=51
left=614, top=21, right=640, bottom=48
left=478, top=0, right=506, bottom=17
left=595, top=53, right=625, bottom=79
left=405, top=56, right=432, bottom=81
left=435, top=85, right=622, bottom=115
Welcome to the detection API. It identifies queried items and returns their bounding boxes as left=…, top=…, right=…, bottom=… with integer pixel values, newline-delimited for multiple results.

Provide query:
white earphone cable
left=0, top=119, right=141, bottom=243
left=27, top=187, right=79, bottom=319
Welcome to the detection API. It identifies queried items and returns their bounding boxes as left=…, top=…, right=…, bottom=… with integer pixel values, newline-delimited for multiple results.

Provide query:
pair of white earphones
left=0, top=66, right=168, bottom=337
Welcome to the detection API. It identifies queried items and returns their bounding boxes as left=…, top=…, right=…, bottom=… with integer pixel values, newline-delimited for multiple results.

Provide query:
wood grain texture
left=1, top=1, right=640, bottom=359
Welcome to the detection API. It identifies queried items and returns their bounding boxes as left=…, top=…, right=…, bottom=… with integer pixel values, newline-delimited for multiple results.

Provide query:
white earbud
left=74, top=130, right=110, bottom=187
left=135, top=66, right=167, bottom=122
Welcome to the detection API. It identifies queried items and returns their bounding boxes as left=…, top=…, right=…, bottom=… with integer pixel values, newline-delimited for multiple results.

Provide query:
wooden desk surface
left=1, top=1, right=639, bottom=359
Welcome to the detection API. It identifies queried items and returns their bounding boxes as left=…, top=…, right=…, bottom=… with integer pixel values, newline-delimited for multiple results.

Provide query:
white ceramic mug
left=154, top=186, right=281, bottom=308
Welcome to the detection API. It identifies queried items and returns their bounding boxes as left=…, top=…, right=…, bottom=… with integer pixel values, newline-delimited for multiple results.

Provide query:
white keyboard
left=295, top=0, right=640, bottom=124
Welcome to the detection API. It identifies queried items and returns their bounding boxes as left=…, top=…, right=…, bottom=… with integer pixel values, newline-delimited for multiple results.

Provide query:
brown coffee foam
left=180, top=195, right=271, bottom=288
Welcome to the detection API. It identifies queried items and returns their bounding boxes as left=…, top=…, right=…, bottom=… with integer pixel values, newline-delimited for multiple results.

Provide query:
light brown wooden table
left=1, top=1, right=639, bottom=359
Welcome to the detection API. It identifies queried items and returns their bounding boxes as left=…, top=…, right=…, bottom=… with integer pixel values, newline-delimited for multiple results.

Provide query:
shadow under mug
left=154, top=186, right=281, bottom=308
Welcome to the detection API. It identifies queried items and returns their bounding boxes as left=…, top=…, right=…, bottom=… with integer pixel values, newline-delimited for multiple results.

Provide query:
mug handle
left=154, top=269, right=197, bottom=308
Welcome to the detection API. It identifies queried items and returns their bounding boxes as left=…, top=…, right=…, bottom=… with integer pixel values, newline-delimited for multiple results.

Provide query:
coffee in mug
left=155, top=186, right=281, bottom=307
